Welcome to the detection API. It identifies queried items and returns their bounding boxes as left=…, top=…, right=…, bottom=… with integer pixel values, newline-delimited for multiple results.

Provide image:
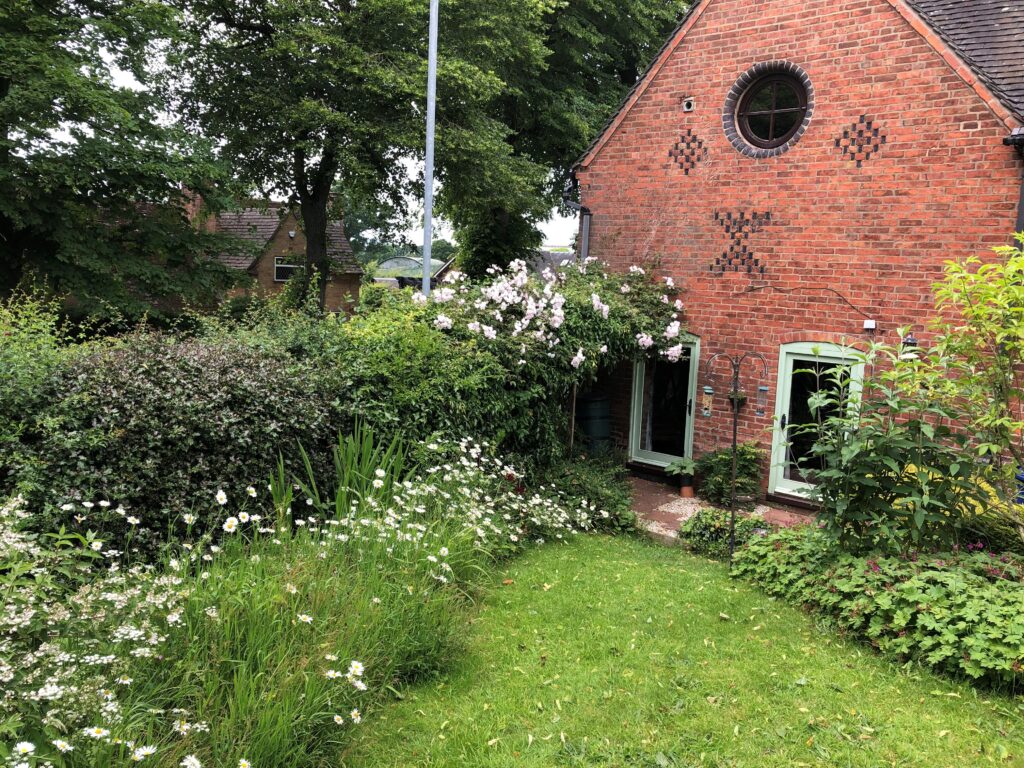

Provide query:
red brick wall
left=248, top=211, right=360, bottom=313
left=576, top=0, right=1022, bottom=489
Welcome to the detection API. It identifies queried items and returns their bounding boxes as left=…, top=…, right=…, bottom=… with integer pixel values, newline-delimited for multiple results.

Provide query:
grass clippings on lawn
left=346, top=535, right=1024, bottom=767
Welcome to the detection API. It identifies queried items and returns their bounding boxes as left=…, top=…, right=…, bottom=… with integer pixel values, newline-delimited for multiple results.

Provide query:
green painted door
left=629, top=339, right=699, bottom=467
left=769, top=343, right=863, bottom=498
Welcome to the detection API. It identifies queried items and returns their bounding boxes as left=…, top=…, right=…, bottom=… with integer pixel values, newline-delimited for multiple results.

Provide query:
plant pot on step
left=665, top=458, right=697, bottom=499
left=679, top=477, right=695, bottom=498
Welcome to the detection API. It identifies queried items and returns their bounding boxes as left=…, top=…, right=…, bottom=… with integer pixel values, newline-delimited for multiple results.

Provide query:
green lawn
left=345, top=535, right=1024, bottom=767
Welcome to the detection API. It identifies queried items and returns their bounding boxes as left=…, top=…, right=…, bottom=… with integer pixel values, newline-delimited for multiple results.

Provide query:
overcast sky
left=404, top=209, right=578, bottom=249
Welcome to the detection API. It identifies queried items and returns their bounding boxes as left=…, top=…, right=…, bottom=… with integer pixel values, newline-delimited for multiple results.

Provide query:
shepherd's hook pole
left=421, top=0, right=439, bottom=296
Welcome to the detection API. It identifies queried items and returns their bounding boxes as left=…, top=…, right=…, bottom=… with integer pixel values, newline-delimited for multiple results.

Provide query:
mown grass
left=346, top=535, right=1024, bottom=767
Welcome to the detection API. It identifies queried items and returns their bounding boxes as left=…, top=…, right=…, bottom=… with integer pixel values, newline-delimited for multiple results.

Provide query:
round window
left=723, top=62, right=814, bottom=158
left=736, top=75, right=808, bottom=148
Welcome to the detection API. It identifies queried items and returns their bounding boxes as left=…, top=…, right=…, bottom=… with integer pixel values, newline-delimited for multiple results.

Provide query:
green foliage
left=534, top=452, right=636, bottom=534
left=446, top=0, right=686, bottom=274
left=678, top=508, right=769, bottom=559
left=794, top=344, right=993, bottom=554
left=454, top=206, right=545, bottom=279
left=0, top=292, right=68, bottom=480
left=328, top=303, right=509, bottom=450
left=6, top=263, right=678, bottom=538
left=735, top=527, right=1024, bottom=687
left=0, top=0, right=241, bottom=319
left=164, top=0, right=551, bottom=307
left=665, top=456, right=696, bottom=479
left=14, top=336, right=341, bottom=542
left=924, top=234, right=1024, bottom=542
left=694, top=441, right=764, bottom=507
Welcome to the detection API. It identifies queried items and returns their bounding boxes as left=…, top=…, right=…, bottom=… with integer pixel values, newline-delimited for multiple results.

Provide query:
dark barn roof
left=214, top=203, right=361, bottom=273
left=907, top=0, right=1024, bottom=121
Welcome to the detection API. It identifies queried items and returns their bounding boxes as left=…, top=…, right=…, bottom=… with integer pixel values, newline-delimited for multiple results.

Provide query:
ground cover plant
left=677, top=507, right=768, bottom=559
left=0, top=431, right=624, bottom=766
left=735, top=526, right=1024, bottom=687
left=693, top=441, right=763, bottom=508
left=347, top=535, right=1024, bottom=767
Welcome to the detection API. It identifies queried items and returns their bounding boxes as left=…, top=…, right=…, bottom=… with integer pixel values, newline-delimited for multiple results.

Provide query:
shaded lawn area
left=345, top=535, right=1024, bottom=767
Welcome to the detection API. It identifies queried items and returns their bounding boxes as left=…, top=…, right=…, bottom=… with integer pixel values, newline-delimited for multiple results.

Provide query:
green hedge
left=14, top=335, right=341, bottom=542
left=3, top=262, right=679, bottom=534
left=734, top=527, right=1024, bottom=686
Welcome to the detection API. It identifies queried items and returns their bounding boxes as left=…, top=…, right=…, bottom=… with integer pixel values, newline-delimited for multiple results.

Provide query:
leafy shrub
left=794, top=346, right=989, bottom=553
left=0, top=291, right=69, bottom=489
left=534, top=451, right=636, bottom=533
left=694, top=441, right=764, bottom=507
left=734, top=527, right=1024, bottom=686
left=199, top=258, right=680, bottom=474
left=678, top=507, right=768, bottom=559
left=327, top=303, right=511, bottom=452
left=15, top=335, right=342, bottom=541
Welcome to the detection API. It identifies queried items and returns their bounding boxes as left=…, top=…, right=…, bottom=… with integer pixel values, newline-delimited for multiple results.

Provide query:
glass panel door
left=630, top=340, right=698, bottom=466
left=769, top=343, right=863, bottom=497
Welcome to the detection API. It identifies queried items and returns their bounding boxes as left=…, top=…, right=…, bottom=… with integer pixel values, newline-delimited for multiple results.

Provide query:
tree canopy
left=164, top=0, right=552, bottom=306
left=0, top=0, right=240, bottom=320
left=448, top=0, right=686, bottom=276
left=3, top=0, right=687, bottom=315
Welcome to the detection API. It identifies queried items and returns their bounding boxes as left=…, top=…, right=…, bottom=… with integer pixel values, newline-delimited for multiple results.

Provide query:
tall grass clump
left=0, top=429, right=614, bottom=766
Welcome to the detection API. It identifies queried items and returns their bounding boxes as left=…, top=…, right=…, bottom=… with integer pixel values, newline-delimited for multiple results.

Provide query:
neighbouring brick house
left=212, top=203, right=362, bottom=311
left=574, top=0, right=1024, bottom=503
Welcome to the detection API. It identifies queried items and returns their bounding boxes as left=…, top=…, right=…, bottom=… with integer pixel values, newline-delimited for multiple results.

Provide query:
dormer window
left=274, top=257, right=301, bottom=282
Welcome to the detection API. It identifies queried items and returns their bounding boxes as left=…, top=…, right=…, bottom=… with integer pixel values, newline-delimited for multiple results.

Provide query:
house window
left=736, top=75, right=808, bottom=149
left=274, top=257, right=302, bottom=282
left=723, top=62, right=814, bottom=158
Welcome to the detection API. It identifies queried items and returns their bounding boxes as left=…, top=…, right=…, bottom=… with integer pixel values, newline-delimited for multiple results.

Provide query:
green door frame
left=769, top=341, right=865, bottom=498
left=628, top=337, right=700, bottom=467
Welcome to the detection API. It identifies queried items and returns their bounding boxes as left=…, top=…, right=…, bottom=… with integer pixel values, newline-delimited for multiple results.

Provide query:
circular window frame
left=723, top=62, right=814, bottom=158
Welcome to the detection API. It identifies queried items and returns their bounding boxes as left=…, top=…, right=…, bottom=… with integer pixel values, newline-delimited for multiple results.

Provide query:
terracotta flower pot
left=679, top=484, right=694, bottom=498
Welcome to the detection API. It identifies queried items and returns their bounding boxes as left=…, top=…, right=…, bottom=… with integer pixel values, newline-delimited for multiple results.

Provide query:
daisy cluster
left=1, top=436, right=611, bottom=765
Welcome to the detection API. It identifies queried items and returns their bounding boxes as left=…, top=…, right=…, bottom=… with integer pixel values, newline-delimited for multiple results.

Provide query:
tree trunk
left=294, top=146, right=336, bottom=312
left=299, top=194, right=330, bottom=311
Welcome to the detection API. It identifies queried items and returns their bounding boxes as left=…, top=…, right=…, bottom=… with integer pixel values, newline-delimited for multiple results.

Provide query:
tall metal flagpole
left=421, top=0, right=439, bottom=296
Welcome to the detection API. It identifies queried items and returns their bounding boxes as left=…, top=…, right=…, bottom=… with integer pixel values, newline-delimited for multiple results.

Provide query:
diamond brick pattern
left=668, top=129, right=708, bottom=174
left=835, top=115, right=887, bottom=167
left=711, top=210, right=771, bottom=276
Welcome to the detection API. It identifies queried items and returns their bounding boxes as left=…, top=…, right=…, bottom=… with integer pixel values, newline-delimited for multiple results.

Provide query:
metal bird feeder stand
left=703, top=352, right=768, bottom=563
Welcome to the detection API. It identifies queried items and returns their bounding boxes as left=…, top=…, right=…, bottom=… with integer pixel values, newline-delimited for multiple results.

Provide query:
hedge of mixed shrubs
left=734, top=527, right=1024, bottom=687
left=2, top=259, right=680, bottom=538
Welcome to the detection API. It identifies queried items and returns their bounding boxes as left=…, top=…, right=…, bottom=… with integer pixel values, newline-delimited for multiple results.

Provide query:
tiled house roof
left=325, top=220, right=360, bottom=273
left=213, top=203, right=361, bottom=273
left=906, top=0, right=1024, bottom=122
left=576, top=0, right=1024, bottom=169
